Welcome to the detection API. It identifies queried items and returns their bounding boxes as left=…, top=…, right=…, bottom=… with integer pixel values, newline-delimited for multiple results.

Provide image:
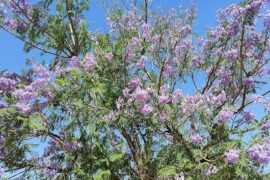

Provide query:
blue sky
left=0, top=0, right=241, bottom=72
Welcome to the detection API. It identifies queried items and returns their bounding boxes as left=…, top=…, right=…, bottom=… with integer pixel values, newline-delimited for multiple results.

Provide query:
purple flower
left=137, top=56, right=147, bottom=69
left=12, top=89, right=38, bottom=101
left=158, top=95, right=170, bottom=105
left=49, top=161, right=61, bottom=170
left=84, top=53, right=97, bottom=71
left=212, top=91, right=226, bottom=105
left=224, top=149, right=240, bottom=164
left=261, top=121, right=270, bottom=131
left=130, top=37, right=140, bottom=46
left=175, top=89, right=182, bottom=97
left=225, top=49, right=238, bottom=61
left=192, top=56, right=202, bottom=67
left=122, top=88, right=129, bottom=98
left=163, top=66, right=173, bottom=77
left=263, top=17, right=270, bottom=29
left=218, top=109, right=234, bottom=122
left=138, top=104, right=153, bottom=115
left=191, top=134, right=203, bottom=144
left=48, top=138, right=60, bottom=148
left=141, top=23, right=150, bottom=32
left=29, top=79, right=45, bottom=90
left=20, top=1, right=31, bottom=10
left=146, top=87, right=154, bottom=94
left=43, top=167, right=56, bottom=177
left=0, top=3, right=5, bottom=16
left=4, top=19, right=17, bottom=29
left=15, top=103, right=32, bottom=113
left=33, top=64, right=49, bottom=78
left=104, top=111, right=117, bottom=121
left=253, top=95, right=264, bottom=103
left=134, top=89, right=150, bottom=102
left=217, top=68, right=232, bottom=85
left=128, top=78, right=140, bottom=89
left=43, top=146, right=56, bottom=157
left=179, top=25, right=191, bottom=37
left=159, top=111, right=169, bottom=121
left=17, top=22, right=27, bottom=31
left=244, top=112, right=255, bottom=121
left=0, top=136, right=6, bottom=147
left=0, top=104, right=7, bottom=109
left=141, top=23, right=150, bottom=39
left=106, top=52, right=113, bottom=62
left=70, top=56, right=81, bottom=68
left=65, top=142, right=78, bottom=152
left=244, top=77, right=254, bottom=87
left=246, top=32, right=261, bottom=46
left=116, top=98, right=124, bottom=109
left=152, top=35, right=161, bottom=42
left=248, top=144, right=270, bottom=164
left=0, top=167, right=4, bottom=174
left=0, top=77, right=17, bottom=91
left=249, top=0, right=264, bottom=11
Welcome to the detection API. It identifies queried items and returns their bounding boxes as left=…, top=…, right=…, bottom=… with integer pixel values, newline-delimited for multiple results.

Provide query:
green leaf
left=109, top=153, right=123, bottom=162
left=158, top=166, right=177, bottom=177
left=29, top=113, right=46, bottom=130
left=94, top=169, right=111, bottom=180
left=92, top=82, right=106, bottom=95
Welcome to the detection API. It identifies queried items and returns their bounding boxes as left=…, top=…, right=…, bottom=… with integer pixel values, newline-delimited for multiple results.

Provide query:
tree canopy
left=0, top=0, right=270, bottom=179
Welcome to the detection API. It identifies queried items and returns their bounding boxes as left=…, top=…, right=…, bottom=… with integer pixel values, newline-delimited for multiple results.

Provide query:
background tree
left=0, top=0, right=270, bottom=179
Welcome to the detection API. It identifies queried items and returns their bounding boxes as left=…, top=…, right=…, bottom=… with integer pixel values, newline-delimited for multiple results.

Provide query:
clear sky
left=0, top=0, right=241, bottom=72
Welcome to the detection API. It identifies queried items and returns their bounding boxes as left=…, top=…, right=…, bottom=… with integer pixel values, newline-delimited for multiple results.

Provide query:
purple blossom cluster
left=70, top=56, right=81, bottom=68
left=104, top=111, right=117, bottom=121
left=138, top=104, right=153, bottom=115
left=0, top=77, right=17, bottom=91
left=43, top=139, right=60, bottom=157
left=179, top=94, right=210, bottom=116
left=217, top=68, right=232, bottom=86
left=244, top=112, right=255, bottom=121
left=0, top=3, right=4, bottom=16
left=191, top=134, right=203, bottom=144
left=158, top=95, right=170, bottom=105
left=261, top=121, right=270, bottom=131
left=224, top=149, right=240, bottom=164
left=9, top=0, right=31, bottom=12
left=218, top=109, right=234, bottom=122
left=134, top=89, right=150, bottom=102
left=244, top=77, right=254, bottom=87
left=64, top=141, right=79, bottom=152
left=211, top=91, right=226, bottom=105
left=43, top=167, right=56, bottom=177
left=12, top=89, right=38, bottom=101
left=84, top=53, right=97, bottom=71
left=225, top=49, right=238, bottom=61
left=248, top=142, right=270, bottom=164
left=15, top=103, right=32, bottom=113
left=159, top=111, right=169, bottom=121
left=33, top=64, right=49, bottom=78
left=106, top=52, right=113, bottom=62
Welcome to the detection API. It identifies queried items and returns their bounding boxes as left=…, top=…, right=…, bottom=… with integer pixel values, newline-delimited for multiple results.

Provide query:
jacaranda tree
left=0, top=0, right=270, bottom=179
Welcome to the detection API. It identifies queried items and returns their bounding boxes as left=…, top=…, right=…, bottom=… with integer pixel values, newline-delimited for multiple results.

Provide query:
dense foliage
left=0, top=0, right=270, bottom=179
